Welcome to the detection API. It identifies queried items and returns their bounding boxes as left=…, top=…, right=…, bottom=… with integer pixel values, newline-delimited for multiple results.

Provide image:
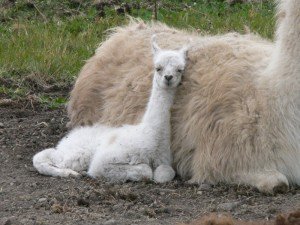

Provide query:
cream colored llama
left=33, top=37, right=188, bottom=183
left=67, top=0, right=300, bottom=193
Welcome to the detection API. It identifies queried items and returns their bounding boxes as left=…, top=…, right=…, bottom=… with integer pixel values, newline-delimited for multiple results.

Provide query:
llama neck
left=141, top=81, right=175, bottom=128
left=268, top=1, right=300, bottom=81
left=261, top=1, right=300, bottom=123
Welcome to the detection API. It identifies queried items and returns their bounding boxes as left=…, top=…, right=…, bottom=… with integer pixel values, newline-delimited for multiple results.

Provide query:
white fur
left=33, top=37, right=188, bottom=183
left=32, top=124, right=111, bottom=177
left=65, top=0, right=300, bottom=193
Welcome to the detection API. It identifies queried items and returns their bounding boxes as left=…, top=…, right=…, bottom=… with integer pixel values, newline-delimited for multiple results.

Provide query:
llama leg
left=153, top=165, right=175, bottom=183
left=88, top=163, right=153, bottom=183
left=125, top=164, right=153, bottom=182
left=236, top=170, right=289, bottom=194
left=33, top=148, right=81, bottom=177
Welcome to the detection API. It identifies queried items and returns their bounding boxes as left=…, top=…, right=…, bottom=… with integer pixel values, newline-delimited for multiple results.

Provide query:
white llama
left=33, top=36, right=188, bottom=183
left=66, top=0, right=300, bottom=193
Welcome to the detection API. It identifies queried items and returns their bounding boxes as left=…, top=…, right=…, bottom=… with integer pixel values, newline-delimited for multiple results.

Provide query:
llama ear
left=180, top=38, right=192, bottom=59
left=151, top=34, right=161, bottom=55
left=179, top=45, right=189, bottom=59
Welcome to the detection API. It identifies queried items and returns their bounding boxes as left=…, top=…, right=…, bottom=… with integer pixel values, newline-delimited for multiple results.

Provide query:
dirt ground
left=0, top=103, right=299, bottom=225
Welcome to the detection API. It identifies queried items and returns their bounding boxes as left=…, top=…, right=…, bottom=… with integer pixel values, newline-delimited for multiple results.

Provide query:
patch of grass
left=0, top=0, right=276, bottom=106
left=0, top=85, right=27, bottom=100
left=39, top=96, right=68, bottom=109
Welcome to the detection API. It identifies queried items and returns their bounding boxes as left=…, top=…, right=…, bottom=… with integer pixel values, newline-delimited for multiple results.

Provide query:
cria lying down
left=33, top=36, right=189, bottom=183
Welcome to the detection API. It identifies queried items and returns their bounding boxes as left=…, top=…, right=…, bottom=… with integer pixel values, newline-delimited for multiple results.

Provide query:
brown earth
left=0, top=103, right=299, bottom=225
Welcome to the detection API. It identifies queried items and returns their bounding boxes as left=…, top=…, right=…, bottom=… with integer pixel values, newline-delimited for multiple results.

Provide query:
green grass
left=0, top=0, right=276, bottom=108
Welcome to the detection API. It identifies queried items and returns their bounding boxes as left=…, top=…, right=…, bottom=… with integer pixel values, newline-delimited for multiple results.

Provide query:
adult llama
left=67, top=0, right=300, bottom=193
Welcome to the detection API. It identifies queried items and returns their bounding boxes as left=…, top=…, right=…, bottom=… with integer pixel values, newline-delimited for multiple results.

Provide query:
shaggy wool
left=67, top=0, right=300, bottom=193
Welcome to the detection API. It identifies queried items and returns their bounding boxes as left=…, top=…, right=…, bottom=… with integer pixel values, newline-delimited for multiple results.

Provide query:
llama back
left=68, top=20, right=273, bottom=127
left=67, top=20, right=274, bottom=184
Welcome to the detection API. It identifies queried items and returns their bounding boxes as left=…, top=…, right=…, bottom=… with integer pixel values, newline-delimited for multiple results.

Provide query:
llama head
left=151, top=35, right=188, bottom=89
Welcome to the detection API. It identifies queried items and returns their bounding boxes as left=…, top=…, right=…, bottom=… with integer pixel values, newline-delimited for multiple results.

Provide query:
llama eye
left=156, top=67, right=162, bottom=72
left=177, top=69, right=183, bottom=73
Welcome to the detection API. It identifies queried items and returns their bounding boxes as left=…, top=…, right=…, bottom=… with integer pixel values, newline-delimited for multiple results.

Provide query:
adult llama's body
left=68, top=0, right=300, bottom=193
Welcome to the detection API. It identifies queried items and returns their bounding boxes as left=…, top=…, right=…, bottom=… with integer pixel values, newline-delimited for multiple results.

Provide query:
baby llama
left=33, top=36, right=188, bottom=183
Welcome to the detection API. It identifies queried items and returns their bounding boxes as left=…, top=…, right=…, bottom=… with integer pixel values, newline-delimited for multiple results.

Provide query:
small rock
left=112, top=204, right=120, bottom=211
left=3, top=219, right=12, bottom=225
left=197, top=191, right=203, bottom=195
left=155, top=207, right=171, bottom=214
left=38, top=198, right=47, bottom=202
left=267, top=207, right=278, bottom=214
left=81, top=171, right=88, bottom=176
left=1, top=217, right=23, bottom=225
left=28, top=167, right=36, bottom=172
left=29, top=182, right=37, bottom=188
left=51, top=203, right=63, bottom=213
left=77, top=198, right=90, bottom=207
left=198, top=183, right=211, bottom=191
left=143, top=208, right=156, bottom=217
left=218, top=201, right=241, bottom=211
left=103, top=219, right=117, bottom=225
left=0, top=122, right=4, bottom=128
left=16, top=155, right=23, bottom=160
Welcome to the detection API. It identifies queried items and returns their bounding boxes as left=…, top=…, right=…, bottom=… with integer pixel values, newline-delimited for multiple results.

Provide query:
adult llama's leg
left=236, top=171, right=289, bottom=194
left=272, top=0, right=300, bottom=186
left=266, top=0, right=300, bottom=186
left=246, top=0, right=300, bottom=192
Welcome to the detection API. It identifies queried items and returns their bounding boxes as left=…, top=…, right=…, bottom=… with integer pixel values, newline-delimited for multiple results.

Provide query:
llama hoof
left=272, top=181, right=289, bottom=194
left=256, top=172, right=289, bottom=194
left=127, top=164, right=153, bottom=182
left=153, top=165, right=175, bottom=183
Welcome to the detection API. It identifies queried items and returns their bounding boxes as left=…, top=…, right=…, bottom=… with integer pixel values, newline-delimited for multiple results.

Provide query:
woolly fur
left=33, top=40, right=188, bottom=183
left=67, top=1, right=300, bottom=193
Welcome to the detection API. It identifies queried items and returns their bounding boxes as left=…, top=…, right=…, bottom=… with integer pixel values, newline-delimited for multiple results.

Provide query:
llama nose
left=164, top=75, right=173, bottom=81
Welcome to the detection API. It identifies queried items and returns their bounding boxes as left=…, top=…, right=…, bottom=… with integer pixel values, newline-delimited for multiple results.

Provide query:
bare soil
left=0, top=103, right=299, bottom=225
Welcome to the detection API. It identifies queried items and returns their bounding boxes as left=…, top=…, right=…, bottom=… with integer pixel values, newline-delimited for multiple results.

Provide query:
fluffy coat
left=67, top=0, right=300, bottom=193
left=33, top=38, right=188, bottom=183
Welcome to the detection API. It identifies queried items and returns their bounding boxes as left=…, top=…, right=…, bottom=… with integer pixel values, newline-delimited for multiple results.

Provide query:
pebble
left=38, top=198, right=47, bottom=202
left=3, top=219, right=11, bottom=225
left=197, top=191, right=203, bottom=195
left=51, top=203, right=63, bottom=213
left=77, top=198, right=90, bottom=207
left=218, top=201, right=241, bottom=211
left=29, top=182, right=38, bottom=188
left=28, top=167, right=36, bottom=172
left=1, top=217, right=23, bottom=225
left=103, top=219, right=117, bottom=225
left=0, top=122, right=4, bottom=128
left=198, top=183, right=211, bottom=191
